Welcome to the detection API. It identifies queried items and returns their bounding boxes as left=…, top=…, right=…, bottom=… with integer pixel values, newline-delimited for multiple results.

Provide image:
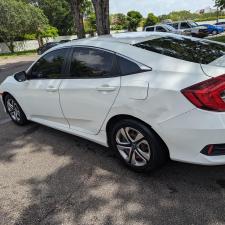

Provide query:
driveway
left=1, top=57, right=225, bottom=225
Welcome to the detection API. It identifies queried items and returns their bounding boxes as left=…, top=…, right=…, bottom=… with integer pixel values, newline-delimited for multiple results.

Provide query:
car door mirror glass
left=14, top=71, right=27, bottom=82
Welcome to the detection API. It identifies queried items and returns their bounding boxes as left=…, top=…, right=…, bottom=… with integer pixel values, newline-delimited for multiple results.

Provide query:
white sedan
left=1, top=32, right=225, bottom=172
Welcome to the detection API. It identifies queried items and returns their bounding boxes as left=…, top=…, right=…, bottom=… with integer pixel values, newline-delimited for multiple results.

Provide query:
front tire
left=109, top=119, right=168, bottom=172
left=4, top=94, right=28, bottom=126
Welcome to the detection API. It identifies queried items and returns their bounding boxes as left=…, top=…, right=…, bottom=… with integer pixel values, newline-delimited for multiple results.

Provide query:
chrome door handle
left=46, top=86, right=58, bottom=92
left=96, top=85, right=116, bottom=92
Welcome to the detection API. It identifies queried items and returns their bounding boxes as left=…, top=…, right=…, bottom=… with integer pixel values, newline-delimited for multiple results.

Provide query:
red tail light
left=181, top=74, right=225, bottom=112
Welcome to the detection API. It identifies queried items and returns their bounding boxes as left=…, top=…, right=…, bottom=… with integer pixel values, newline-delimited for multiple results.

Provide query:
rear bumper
left=159, top=108, right=225, bottom=165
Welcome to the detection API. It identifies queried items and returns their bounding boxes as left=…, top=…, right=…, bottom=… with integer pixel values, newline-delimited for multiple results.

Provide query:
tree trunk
left=9, top=41, right=14, bottom=53
left=92, top=0, right=110, bottom=35
left=37, top=35, right=44, bottom=48
left=70, top=0, right=86, bottom=39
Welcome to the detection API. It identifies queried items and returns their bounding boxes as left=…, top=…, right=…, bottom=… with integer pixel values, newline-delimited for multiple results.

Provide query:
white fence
left=0, top=35, right=78, bottom=54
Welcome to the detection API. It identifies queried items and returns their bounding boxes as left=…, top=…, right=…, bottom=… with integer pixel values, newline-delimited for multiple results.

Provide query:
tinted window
left=117, top=56, right=142, bottom=75
left=146, top=27, right=154, bottom=32
left=134, top=36, right=225, bottom=66
left=171, top=23, right=179, bottom=29
left=180, top=22, right=191, bottom=29
left=70, top=48, right=116, bottom=78
left=30, top=49, right=67, bottom=79
left=156, top=26, right=167, bottom=32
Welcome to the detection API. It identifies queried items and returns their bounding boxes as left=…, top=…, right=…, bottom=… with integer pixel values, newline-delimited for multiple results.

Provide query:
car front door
left=59, top=47, right=120, bottom=134
left=20, top=48, right=69, bottom=128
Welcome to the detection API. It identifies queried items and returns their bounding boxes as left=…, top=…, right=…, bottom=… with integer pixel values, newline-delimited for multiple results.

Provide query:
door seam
left=58, top=80, right=70, bottom=127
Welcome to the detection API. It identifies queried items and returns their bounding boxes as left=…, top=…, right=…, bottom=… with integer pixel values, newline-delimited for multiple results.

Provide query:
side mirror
left=14, top=71, right=27, bottom=82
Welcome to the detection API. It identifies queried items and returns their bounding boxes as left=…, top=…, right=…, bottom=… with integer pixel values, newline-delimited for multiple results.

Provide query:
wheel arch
left=2, top=92, right=11, bottom=103
left=105, top=114, right=169, bottom=156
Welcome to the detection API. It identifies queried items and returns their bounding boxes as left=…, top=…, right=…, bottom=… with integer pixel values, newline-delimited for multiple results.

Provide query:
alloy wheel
left=115, top=127, right=151, bottom=167
left=6, top=98, right=21, bottom=122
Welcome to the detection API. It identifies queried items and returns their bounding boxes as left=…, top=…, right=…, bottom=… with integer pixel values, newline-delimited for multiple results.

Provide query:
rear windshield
left=134, top=36, right=225, bottom=67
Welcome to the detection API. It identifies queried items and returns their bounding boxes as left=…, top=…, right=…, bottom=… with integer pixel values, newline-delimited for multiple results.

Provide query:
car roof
left=54, top=32, right=183, bottom=47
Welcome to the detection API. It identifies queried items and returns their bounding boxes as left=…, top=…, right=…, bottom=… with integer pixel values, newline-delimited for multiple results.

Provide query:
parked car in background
left=214, top=21, right=225, bottom=29
left=37, top=42, right=60, bottom=55
left=144, top=24, right=180, bottom=34
left=188, top=25, right=210, bottom=38
left=200, top=24, right=224, bottom=35
left=167, top=21, right=209, bottom=38
left=1, top=32, right=225, bottom=172
left=167, top=20, right=198, bottom=30
left=59, top=40, right=71, bottom=43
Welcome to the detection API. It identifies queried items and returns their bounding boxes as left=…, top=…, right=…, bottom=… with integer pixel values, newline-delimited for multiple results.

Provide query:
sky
left=110, top=0, right=215, bottom=16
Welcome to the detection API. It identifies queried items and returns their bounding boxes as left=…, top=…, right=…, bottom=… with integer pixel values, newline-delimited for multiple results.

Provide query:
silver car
left=144, top=24, right=180, bottom=34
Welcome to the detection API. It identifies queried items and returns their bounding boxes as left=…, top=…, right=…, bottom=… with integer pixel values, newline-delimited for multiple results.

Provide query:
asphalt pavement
left=1, top=56, right=225, bottom=225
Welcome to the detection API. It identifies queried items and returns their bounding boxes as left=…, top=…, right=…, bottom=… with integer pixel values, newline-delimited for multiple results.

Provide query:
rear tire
left=212, top=30, right=218, bottom=35
left=109, top=119, right=168, bottom=172
left=4, top=94, right=28, bottom=126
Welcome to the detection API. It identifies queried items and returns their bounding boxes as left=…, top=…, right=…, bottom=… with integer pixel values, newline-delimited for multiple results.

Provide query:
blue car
left=201, top=24, right=224, bottom=35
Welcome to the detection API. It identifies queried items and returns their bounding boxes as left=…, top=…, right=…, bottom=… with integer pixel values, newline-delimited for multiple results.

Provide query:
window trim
left=27, top=47, right=70, bottom=80
left=28, top=45, right=152, bottom=80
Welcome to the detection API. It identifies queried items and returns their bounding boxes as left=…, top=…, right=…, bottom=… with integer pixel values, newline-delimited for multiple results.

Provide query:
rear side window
left=134, top=36, right=225, bottom=66
left=117, top=56, right=142, bottom=75
left=146, top=27, right=154, bottom=32
left=70, top=47, right=116, bottom=78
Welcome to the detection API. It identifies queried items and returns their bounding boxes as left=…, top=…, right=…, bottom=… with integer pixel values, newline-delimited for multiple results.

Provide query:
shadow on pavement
left=1, top=122, right=225, bottom=225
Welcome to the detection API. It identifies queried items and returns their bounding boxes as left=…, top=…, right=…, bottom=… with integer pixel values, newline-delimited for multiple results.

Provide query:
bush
left=144, top=13, right=159, bottom=27
left=127, top=11, right=143, bottom=31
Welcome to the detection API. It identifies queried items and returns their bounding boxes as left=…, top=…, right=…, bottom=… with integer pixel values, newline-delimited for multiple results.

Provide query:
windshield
left=134, top=36, right=225, bottom=67
left=164, top=24, right=176, bottom=31
left=189, top=21, right=198, bottom=27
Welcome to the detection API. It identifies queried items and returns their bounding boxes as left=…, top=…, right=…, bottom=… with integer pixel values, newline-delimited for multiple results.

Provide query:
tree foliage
left=111, top=13, right=127, bottom=30
left=144, top=13, right=159, bottom=27
left=84, top=13, right=96, bottom=36
left=158, top=10, right=225, bottom=22
left=26, top=0, right=74, bottom=35
left=127, top=11, right=143, bottom=31
left=0, top=0, right=48, bottom=52
left=215, top=0, right=225, bottom=9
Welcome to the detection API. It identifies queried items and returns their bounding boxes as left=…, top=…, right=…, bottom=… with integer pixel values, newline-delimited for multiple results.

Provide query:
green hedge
left=195, top=16, right=225, bottom=22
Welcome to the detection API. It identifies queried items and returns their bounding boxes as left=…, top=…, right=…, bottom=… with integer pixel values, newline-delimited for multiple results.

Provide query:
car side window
left=172, top=23, right=179, bottom=29
left=69, top=47, right=116, bottom=78
left=30, top=49, right=68, bottom=79
left=180, top=22, right=191, bottom=29
left=156, top=26, right=167, bottom=32
left=117, top=56, right=142, bottom=76
left=146, top=27, right=154, bottom=32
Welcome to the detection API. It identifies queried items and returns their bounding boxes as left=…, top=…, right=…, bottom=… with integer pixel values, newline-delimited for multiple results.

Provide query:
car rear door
left=20, top=48, right=70, bottom=128
left=59, top=47, right=120, bottom=134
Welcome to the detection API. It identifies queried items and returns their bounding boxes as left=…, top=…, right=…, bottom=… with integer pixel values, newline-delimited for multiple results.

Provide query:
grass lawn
left=210, top=35, right=225, bottom=43
left=0, top=50, right=37, bottom=59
